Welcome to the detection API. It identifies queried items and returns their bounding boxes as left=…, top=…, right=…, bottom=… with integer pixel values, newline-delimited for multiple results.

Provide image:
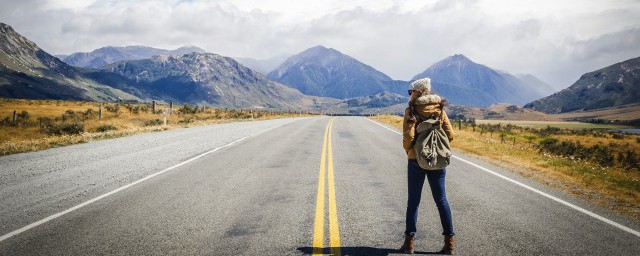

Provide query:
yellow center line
left=327, top=119, right=341, bottom=256
left=312, top=118, right=341, bottom=256
left=312, top=118, right=331, bottom=255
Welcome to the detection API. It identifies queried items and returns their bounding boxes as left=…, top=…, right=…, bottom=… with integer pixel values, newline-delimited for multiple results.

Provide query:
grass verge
left=0, top=98, right=312, bottom=156
left=369, top=115, right=640, bottom=222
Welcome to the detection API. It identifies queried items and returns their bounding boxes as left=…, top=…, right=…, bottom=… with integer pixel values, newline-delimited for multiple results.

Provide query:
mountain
left=524, top=56, right=640, bottom=114
left=89, top=52, right=328, bottom=109
left=412, top=54, right=554, bottom=107
left=234, top=54, right=290, bottom=75
left=0, top=23, right=139, bottom=101
left=267, top=45, right=406, bottom=99
left=515, top=73, right=556, bottom=96
left=63, top=45, right=206, bottom=69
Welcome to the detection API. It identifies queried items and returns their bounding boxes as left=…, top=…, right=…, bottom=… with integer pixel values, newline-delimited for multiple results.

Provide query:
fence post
left=152, top=100, right=156, bottom=113
left=169, top=101, right=173, bottom=115
left=458, top=119, right=462, bottom=130
left=12, top=110, right=17, bottom=125
left=99, top=103, right=102, bottom=120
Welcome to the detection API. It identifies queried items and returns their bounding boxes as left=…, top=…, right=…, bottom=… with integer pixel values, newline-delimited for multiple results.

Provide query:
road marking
left=313, top=118, right=342, bottom=255
left=313, top=119, right=330, bottom=255
left=327, top=120, right=341, bottom=256
left=365, top=117, right=640, bottom=238
left=0, top=124, right=282, bottom=243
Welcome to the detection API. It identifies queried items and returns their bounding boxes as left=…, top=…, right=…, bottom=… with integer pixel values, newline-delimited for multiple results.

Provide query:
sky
left=1, top=0, right=639, bottom=89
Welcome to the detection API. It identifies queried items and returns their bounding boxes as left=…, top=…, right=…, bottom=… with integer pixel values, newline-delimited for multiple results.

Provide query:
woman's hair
left=407, top=88, right=430, bottom=123
left=407, top=89, right=446, bottom=124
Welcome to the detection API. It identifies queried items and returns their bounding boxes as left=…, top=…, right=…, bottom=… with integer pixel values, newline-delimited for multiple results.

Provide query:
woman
left=400, top=78, right=456, bottom=254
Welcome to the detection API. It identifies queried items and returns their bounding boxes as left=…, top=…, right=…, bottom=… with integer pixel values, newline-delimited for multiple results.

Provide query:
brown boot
left=440, top=235, right=454, bottom=255
left=399, top=235, right=415, bottom=254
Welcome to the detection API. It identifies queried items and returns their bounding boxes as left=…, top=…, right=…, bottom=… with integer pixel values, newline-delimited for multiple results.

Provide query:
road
left=0, top=116, right=639, bottom=255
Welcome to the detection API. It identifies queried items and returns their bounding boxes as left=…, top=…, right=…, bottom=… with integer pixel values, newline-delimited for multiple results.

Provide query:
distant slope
left=0, top=23, right=139, bottom=101
left=412, top=54, right=554, bottom=107
left=91, top=52, right=332, bottom=109
left=267, top=45, right=406, bottom=99
left=235, top=54, right=290, bottom=75
left=63, top=45, right=206, bottom=69
left=524, top=56, right=640, bottom=114
left=319, top=91, right=408, bottom=115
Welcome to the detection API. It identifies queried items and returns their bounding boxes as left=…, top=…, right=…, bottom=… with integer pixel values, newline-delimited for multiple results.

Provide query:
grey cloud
left=0, top=0, right=638, bottom=90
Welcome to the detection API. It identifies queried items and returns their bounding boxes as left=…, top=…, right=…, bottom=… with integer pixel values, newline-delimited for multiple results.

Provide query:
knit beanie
left=409, top=78, right=431, bottom=94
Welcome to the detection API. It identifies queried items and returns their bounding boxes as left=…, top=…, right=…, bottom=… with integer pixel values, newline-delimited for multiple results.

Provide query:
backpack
left=412, top=105, right=452, bottom=171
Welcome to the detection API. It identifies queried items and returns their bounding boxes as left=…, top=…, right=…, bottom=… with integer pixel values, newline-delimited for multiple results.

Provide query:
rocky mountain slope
left=89, top=52, right=329, bottom=109
left=0, top=23, right=139, bottom=101
left=412, top=54, right=555, bottom=107
left=267, top=46, right=406, bottom=99
left=63, top=45, right=206, bottom=69
left=524, top=56, right=640, bottom=114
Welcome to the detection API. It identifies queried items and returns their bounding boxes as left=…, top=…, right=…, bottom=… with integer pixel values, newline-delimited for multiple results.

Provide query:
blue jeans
left=405, top=159, right=454, bottom=237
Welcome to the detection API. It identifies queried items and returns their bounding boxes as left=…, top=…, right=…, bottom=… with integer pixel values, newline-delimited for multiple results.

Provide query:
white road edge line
left=365, top=117, right=640, bottom=238
left=0, top=121, right=286, bottom=243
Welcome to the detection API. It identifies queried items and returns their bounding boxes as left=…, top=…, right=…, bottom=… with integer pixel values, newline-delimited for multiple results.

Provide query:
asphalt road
left=0, top=116, right=639, bottom=255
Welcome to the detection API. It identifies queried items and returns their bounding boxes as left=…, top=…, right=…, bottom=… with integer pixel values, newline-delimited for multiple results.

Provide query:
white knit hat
left=409, top=77, right=431, bottom=94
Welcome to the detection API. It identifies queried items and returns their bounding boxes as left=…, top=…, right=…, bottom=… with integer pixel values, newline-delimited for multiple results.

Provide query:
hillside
left=0, top=23, right=139, bottom=101
left=524, top=56, right=640, bottom=114
left=62, top=45, right=206, bottom=69
left=91, top=52, right=332, bottom=109
left=412, top=54, right=554, bottom=107
left=267, top=46, right=406, bottom=99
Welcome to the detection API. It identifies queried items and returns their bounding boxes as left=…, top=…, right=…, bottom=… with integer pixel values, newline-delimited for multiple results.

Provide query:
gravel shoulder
left=0, top=117, right=306, bottom=234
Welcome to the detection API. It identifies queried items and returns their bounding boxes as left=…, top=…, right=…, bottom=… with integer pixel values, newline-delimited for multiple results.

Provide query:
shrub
left=105, top=104, right=120, bottom=113
left=61, top=110, right=77, bottom=122
left=42, top=122, right=84, bottom=135
left=17, top=110, right=30, bottom=120
left=37, top=117, right=54, bottom=128
left=178, top=118, right=194, bottom=124
left=178, top=104, right=199, bottom=115
left=611, top=133, right=625, bottom=140
left=144, top=119, right=164, bottom=126
left=96, top=124, right=117, bottom=132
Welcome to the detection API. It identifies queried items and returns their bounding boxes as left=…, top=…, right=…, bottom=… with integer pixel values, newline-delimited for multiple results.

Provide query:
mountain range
left=61, top=45, right=206, bottom=69
left=267, top=46, right=406, bottom=99
left=235, top=54, right=290, bottom=75
left=2, top=21, right=637, bottom=117
left=87, top=52, right=325, bottom=109
left=411, top=54, right=555, bottom=107
left=0, top=23, right=138, bottom=101
left=524, top=56, right=640, bottom=113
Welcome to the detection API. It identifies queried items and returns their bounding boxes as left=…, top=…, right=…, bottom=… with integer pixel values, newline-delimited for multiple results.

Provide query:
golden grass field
left=476, top=119, right=630, bottom=129
left=0, top=98, right=309, bottom=155
left=370, top=115, right=640, bottom=221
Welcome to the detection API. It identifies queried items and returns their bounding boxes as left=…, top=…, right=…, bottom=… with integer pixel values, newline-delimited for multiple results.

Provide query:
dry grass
left=475, top=119, right=629, bottom=129
left=0, top=98, right=311, bottom=155
left=370, top=115, right=640, bottom=221
left=554, top=103, right=640, bottom=121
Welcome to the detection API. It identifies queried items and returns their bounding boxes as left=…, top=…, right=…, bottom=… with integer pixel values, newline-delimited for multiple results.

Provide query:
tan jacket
left=402, top=97, right=455, bottom=159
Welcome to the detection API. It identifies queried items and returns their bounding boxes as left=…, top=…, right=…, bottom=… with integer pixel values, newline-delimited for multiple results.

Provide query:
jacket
left=402, top=95, right=455, bottom=159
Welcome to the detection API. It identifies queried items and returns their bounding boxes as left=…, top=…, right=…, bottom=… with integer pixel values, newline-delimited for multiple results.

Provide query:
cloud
left=0, top=0, right=639, bottom=89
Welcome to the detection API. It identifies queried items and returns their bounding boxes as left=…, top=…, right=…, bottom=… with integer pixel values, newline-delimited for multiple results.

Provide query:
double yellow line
left=313, top=118, right=341, bottom=256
